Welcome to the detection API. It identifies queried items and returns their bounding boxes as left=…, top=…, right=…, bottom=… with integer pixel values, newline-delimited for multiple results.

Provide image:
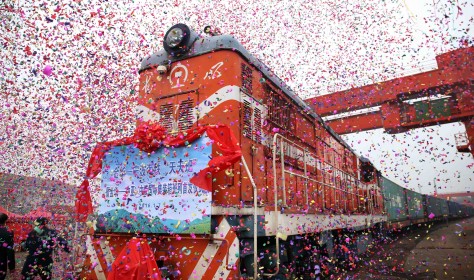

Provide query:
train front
left=76, top=24, right=246, bottom=279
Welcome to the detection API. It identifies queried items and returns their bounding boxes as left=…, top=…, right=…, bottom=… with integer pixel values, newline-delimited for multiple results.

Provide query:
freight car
left=380, top=176, right=473, bottom=230
left=73, top=24, right=472, bottom=279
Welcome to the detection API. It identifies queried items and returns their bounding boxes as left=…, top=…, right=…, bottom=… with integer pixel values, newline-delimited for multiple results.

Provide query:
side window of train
left=360, top=162, right=375, bottom=183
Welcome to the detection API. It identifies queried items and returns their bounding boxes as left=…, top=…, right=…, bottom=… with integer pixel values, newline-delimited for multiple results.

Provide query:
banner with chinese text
left=96, top=133, right=212, bottom=234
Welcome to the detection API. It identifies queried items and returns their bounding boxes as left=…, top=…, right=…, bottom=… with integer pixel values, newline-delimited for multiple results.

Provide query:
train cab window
left=361, top=169, right=374, bottom=183
left=360, top=160, right=375, bottom=183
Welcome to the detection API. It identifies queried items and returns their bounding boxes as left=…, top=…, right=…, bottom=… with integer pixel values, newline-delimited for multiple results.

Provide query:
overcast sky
left=342, top=1, right=473, bottom=195
left=0, top=0, right=472, bottom=195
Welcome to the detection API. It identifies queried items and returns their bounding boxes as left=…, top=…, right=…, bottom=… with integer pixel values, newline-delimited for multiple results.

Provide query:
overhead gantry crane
left=306, top=47, right=474, bottom=156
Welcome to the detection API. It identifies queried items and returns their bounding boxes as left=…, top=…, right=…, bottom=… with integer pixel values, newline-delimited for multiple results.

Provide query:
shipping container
left=406, top=189, right=424, bottom=220
left=425, top=195, right=449, bottom=218
left=447, top=200, right=461, bottom=218
left=380, top=177, right=408, bottom=222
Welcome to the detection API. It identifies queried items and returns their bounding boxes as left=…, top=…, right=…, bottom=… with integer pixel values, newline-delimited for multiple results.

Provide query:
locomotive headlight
left=163, top=24, right=198, bottom=57
left=165, top=27, right=185, bottom=48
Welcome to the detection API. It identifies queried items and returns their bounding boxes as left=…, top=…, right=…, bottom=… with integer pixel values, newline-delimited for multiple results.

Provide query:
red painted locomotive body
left=77, top=24, right=386, bottom=279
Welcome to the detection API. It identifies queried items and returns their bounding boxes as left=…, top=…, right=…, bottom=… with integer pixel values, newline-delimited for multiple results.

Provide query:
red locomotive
left=74, top=23, right=388, bottom=280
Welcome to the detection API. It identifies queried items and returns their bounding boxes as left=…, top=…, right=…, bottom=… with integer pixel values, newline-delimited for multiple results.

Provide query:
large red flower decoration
left=132, top=121, right=167, bottom=152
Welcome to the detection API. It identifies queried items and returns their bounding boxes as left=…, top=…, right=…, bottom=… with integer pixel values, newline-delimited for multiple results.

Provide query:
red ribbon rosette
left=133, top=121, right=167, bottom=152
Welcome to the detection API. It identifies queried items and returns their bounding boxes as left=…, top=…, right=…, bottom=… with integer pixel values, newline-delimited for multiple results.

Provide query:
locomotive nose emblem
left=168, top=63, right=188, bottom=88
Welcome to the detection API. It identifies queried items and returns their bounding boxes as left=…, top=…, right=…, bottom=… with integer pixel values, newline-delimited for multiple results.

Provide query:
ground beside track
left=333, top=217, right=474, bottom=280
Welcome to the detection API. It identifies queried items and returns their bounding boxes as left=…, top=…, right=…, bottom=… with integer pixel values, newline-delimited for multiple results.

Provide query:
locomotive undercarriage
left=226, top=214, right=383, bottom=279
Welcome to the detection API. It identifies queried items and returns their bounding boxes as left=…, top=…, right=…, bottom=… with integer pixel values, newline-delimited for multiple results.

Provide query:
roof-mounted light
left=163, top=24, right=198, bottom=57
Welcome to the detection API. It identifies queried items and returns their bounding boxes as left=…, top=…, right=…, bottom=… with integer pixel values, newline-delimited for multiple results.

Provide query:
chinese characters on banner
left=96, top=133, right=212, bottom=234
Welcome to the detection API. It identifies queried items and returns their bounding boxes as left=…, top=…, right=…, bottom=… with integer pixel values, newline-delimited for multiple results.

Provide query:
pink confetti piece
left=43, top=65, right=53, bottom=76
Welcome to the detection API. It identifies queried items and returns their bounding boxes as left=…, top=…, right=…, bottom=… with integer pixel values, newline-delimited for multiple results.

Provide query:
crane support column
left=464, top=118, right=474, bottom=157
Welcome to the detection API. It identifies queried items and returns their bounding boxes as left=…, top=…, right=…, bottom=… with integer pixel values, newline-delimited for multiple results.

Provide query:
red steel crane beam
left=324, top=87, right=473, bottom=133
left=307, top=47, right=474, bottom=116
left=306, top=47, right=474, bottom=155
